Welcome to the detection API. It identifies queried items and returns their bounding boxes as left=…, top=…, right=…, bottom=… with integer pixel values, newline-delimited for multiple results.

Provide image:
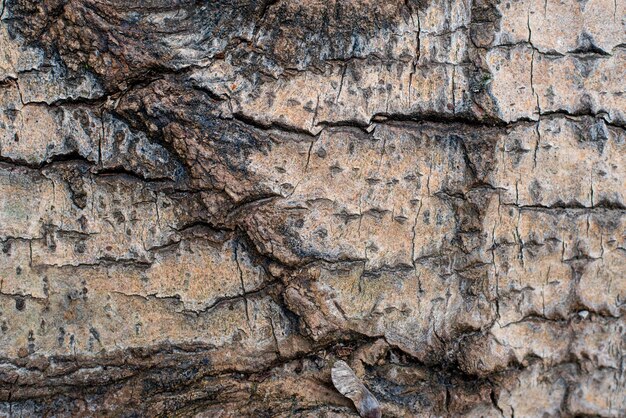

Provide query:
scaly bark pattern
left=0, top=0, right=624, bottom=416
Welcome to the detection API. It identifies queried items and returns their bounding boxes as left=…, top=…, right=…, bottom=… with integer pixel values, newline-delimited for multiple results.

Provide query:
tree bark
left=0, top=0, right=624, bottom=416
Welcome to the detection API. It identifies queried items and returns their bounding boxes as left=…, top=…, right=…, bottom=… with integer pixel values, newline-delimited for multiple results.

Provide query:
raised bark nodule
left=0, top=0, right=624, bottom=416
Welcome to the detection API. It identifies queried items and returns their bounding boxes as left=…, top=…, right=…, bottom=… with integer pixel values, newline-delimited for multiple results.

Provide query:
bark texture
left=0, top=0, right=624, bottom=416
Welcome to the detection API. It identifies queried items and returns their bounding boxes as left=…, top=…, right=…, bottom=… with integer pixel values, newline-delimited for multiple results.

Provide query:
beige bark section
left=495, top=0, right=625, bottom=54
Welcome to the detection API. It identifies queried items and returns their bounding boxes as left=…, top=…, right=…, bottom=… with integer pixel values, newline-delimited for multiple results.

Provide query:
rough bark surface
left=0, top=0, right=624, bottom=416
